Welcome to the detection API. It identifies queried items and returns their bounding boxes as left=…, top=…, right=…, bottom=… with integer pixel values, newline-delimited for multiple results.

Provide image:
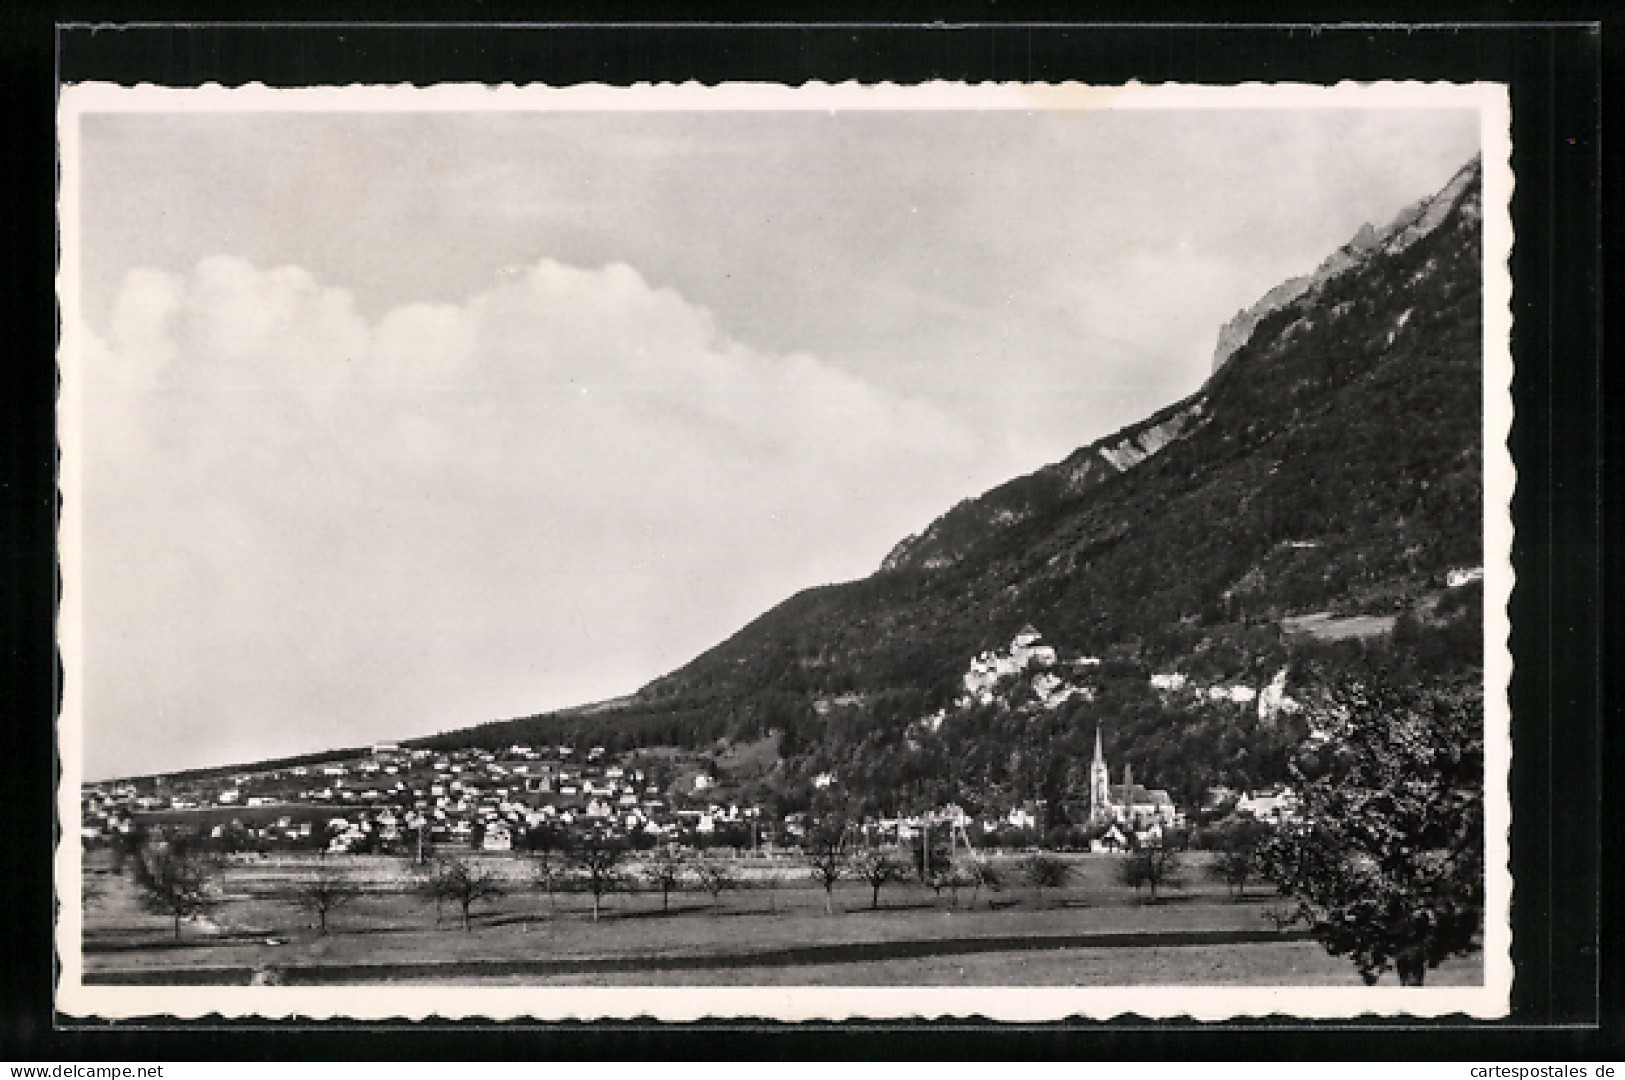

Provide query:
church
left=1088, top=727, right=1178, bottom=828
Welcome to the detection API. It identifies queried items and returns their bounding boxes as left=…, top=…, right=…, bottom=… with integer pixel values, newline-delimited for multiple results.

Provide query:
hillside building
left=1235, top=785, right=1300, bottom=823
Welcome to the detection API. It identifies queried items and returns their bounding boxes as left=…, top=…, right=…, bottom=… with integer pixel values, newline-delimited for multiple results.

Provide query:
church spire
left=1089, top=726, right=1112, bottom=824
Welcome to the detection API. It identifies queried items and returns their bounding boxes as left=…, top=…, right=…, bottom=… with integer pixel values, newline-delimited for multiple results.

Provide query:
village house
left=1090, top=821, right=1131, bottom=853
left=1236, top=785, right=1300, bottom=823
left=1005, top=806, right=1038, bottom=830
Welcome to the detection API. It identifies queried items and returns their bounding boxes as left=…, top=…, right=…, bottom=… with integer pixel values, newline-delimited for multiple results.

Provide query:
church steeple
left=1089, top=725, right=1112, bottom=822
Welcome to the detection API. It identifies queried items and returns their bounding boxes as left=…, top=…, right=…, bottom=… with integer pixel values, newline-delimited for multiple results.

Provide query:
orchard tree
left=928, top=861, right=987, bottom=909
left=520, top=822, right=568, bottom=913
left=1206, top=817, right=1274, bottom=900
left=849, top=849, right=908, bottom=910
left=692, top=856, right=738, bottom=910
left=640, top=847, right=689, bottom=914
left=292, top=863, right=360, bottom=935
left=804, top=814, right=849, bottom=914
left=569, top=831, right=627, bottom=922
left=429, top=856, right=505, bottom=931
left=131, top=840, right=219, bottom=939
left=1119, top=843, right=1184, bottom=903
left=1261, top=677, right=1484, bottom=986
left=930, top=858, right=1000, bottom=910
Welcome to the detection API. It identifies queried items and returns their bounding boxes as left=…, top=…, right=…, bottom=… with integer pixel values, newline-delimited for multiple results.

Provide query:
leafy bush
left=1023, top=853, right=1071, bottom=906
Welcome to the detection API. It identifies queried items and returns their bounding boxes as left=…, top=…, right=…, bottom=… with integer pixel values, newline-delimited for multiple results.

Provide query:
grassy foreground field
left=80, top=851, right=1482, bottom=987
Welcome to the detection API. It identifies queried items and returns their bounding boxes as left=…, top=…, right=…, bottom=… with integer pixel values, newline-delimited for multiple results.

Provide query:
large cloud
left=75, top=256, right=998, bottom=777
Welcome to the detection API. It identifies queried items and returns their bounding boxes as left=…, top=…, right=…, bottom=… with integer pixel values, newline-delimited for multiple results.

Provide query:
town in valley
left=65, top=91, right=1494, bottom=997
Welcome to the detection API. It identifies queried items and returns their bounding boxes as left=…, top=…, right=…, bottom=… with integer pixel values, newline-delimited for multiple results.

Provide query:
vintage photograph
left=56, top=81, right=1513, bottom=1021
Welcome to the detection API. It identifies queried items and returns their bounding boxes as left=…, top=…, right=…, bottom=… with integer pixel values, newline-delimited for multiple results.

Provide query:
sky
left=63, top=88, right=1482, bottom=780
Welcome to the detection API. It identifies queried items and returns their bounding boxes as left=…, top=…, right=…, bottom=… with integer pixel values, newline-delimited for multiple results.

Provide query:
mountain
left=879, top=393, right=1209, bottom=573
left=883, top=154, right=1484, bottom=575
left=1211, top=158, right=1481, bottom=374
left=418, top=155, right=1486, bottom=821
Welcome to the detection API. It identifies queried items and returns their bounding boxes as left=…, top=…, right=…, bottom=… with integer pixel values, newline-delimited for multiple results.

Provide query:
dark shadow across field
left=85, top=924, right=1318, bottom=985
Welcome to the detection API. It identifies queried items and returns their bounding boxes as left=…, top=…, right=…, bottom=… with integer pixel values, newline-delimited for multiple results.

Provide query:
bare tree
left=429, top=856, right=505, bottom=931
left=292, top=863, right=360, bottom=935
left=804, top=815, right=848, bottom=915
left=640, top=847, right=689, bottom=914
left=131, top=840, right=219, bottom=939
left=569, top=832, right=627, bottom=922
left=692, top=856, right=738, bottom=910
left=520, top=821, right=567, bottom=913
left=849, top=849, right=908, bottom=910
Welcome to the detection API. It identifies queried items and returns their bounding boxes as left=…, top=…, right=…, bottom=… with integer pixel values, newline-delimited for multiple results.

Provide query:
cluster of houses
left=82, top=730, right=1301, bottom=857
left=81, top=741, right=762, bottom=855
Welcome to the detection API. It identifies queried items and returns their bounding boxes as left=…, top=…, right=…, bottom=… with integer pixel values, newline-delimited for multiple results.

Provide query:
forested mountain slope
left=422, top=156, right=1484, bottom=820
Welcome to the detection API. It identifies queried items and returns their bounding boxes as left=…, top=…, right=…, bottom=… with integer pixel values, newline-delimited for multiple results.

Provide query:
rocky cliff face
left=1211, top=155, right=1481, bottom=374
left=1056, top=396, right=1207, bottom=485
left=880, top=394, right=1209, bottom=573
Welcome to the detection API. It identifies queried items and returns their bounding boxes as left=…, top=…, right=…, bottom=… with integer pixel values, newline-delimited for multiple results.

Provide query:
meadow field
left=79, top=850, right=1482, bottom=987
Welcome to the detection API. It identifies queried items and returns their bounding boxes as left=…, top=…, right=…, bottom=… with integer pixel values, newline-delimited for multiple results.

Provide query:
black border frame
left=1, top=12, right=1609, bottom=1060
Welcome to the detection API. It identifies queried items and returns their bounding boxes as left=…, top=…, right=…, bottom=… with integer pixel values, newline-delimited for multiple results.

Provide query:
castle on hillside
left=1088, top=727, right=1178, bottom=828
